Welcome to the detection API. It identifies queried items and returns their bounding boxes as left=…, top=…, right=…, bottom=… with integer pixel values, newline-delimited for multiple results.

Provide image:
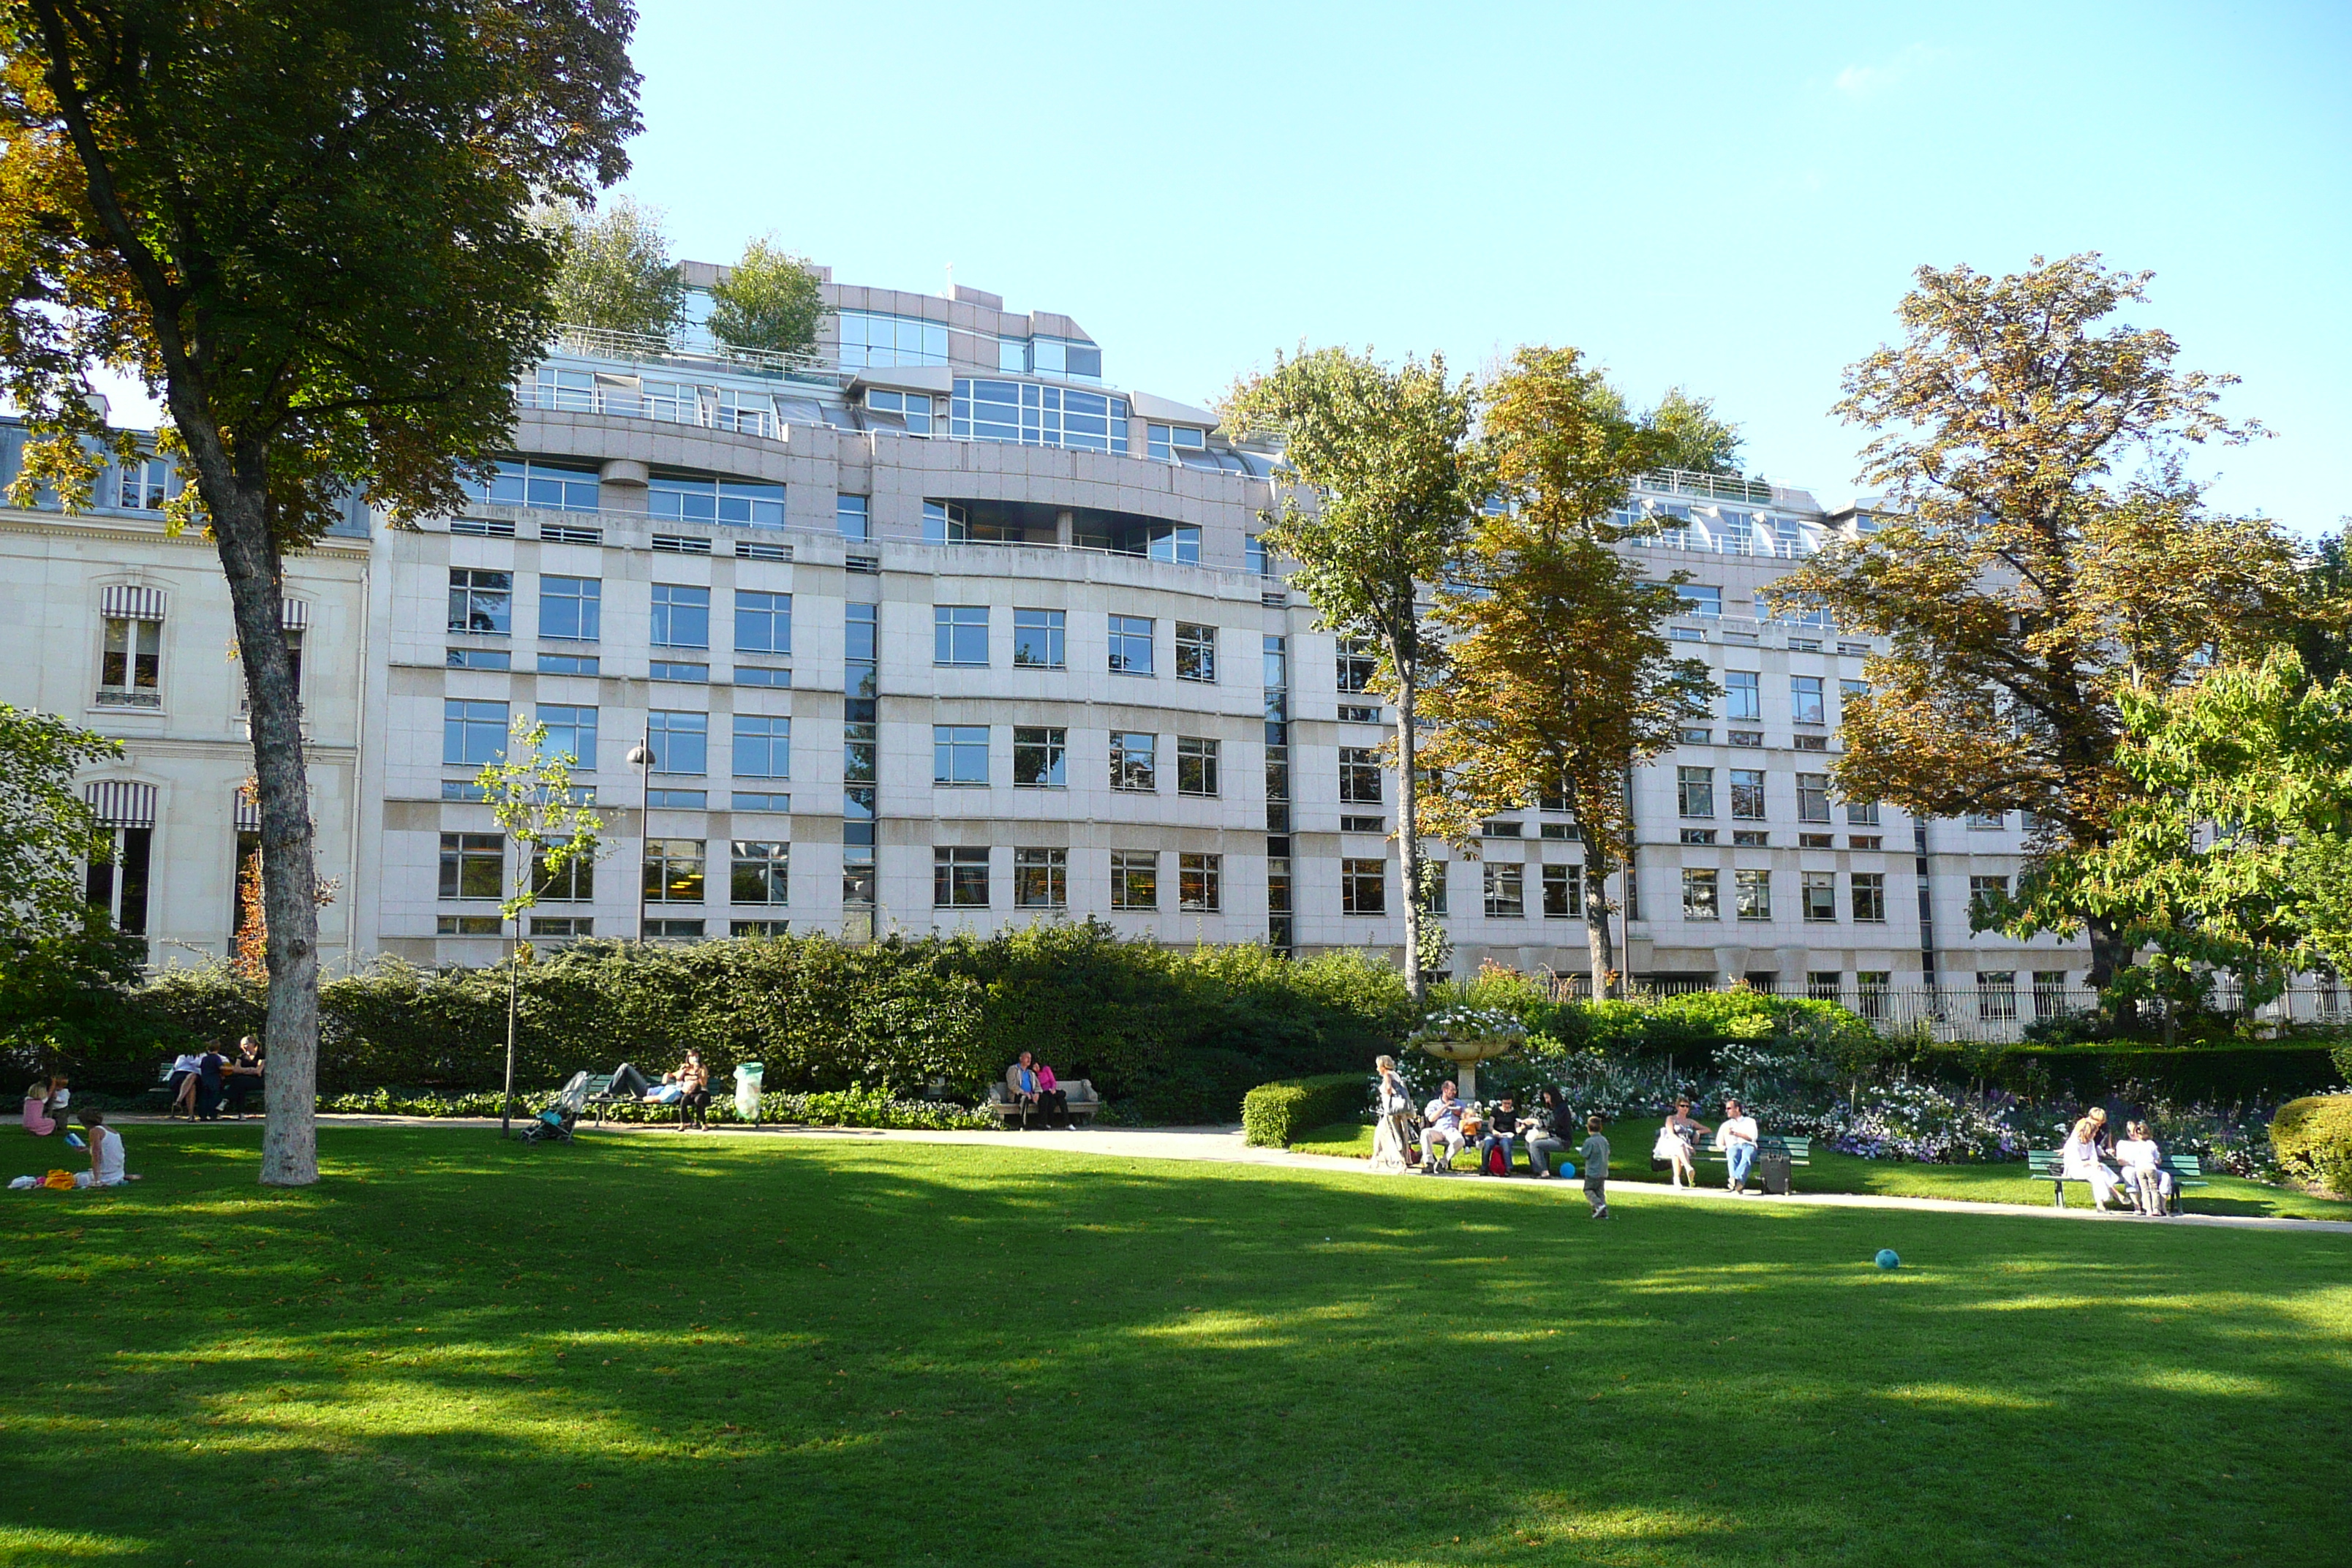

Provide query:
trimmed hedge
left=319, top=1084, right=994, bottom=1131
left=108, top=924, right=1414, bottom=1121
left=1970, top=1045, right=2343, bottom=1106
left=2271, top=1095, right=2352, bottom=1194
left=1240, top=1072, right=1370, bottom=1148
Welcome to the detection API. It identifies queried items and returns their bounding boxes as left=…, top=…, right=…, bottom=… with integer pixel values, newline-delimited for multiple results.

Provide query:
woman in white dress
left=1654, top=1098, right=1708, bottom=1188
left=2060, top=1109, right=2127, bottom=1211
left=1370, top=1055, right=1415, bottom=1173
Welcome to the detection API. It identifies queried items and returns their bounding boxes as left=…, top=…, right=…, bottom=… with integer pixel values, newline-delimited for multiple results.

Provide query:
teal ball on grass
left=1874, top=1248, right=1901, bottom=1270
left=1558, top=1161, right=1575, bottom=1180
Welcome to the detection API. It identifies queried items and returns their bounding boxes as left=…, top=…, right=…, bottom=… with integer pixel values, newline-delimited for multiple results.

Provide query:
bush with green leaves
left=2270, top=1095, right=2352, bottom=1194
left=1241, top=1073, right=1371, bottom=1147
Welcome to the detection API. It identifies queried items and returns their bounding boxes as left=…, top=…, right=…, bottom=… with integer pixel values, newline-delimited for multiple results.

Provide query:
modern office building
left=1, top=261, right=2155, bottom=1028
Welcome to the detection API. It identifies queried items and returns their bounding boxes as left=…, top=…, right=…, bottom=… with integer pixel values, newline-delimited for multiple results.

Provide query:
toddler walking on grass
left=1580, top=1115, right=1610, bottom=1219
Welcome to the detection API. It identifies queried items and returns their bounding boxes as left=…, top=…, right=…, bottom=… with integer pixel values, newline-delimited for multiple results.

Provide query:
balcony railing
left=547, top=323, right=837, bottom=380
left=1638, top=468, right=1777, bottom=505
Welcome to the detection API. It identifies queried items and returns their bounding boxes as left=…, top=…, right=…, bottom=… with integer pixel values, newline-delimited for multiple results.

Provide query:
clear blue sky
left=614, top=0, right=2348, bottom=532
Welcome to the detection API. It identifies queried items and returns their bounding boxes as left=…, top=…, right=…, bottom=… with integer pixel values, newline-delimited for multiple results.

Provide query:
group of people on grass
left=9, top=1104, right=132, bottom=1190
left=2061, top=1106, right=2181, bottom=1216
left=1374, top=1058, right=1614, bottom=1216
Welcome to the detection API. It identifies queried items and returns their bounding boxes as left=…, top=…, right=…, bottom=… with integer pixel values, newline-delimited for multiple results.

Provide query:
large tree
left=1772, top=255, right=2301, bottom=992
left=0, top=0, right=640, bottom=1184
left=1222, top=347, right=1484, bottom=1005
left=1416, top=347, right=1712, bottom=1000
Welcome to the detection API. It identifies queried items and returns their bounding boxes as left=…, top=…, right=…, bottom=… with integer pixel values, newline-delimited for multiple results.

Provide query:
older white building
left=0, top=265, right=2110, bottom=1028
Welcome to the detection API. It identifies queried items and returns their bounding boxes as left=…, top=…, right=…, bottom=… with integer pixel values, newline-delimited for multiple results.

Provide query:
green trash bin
left=733, top=1062, right=764, bottom=1126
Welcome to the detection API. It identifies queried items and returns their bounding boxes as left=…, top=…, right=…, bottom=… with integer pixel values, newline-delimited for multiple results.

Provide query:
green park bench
left=1701, top=1134, right=1810, bottom=1191
left=2024, top=1147, right=2207, bottom=1213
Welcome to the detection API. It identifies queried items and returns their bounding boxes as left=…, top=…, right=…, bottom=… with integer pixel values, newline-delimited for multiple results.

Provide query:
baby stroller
left=519, top=1071, right=592, bottom=1145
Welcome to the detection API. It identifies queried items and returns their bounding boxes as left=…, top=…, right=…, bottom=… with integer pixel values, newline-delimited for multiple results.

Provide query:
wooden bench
left=984, top=1079, right=1101, bottom=1128
left=2025, top=1148, right=2207, bottom=1213
left=1700, top=1135, right=1810, bottom=1190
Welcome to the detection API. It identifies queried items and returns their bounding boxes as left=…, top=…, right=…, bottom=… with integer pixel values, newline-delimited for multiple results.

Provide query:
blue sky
left=614, top=0, right=2348, bottom=532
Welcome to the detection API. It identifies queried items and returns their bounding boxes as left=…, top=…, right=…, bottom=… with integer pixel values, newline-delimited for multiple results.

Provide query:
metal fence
left=1534, top=975, right=2351, bottom=1044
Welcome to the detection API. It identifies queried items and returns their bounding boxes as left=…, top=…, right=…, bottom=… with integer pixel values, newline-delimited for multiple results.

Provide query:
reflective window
left=1803, top=871, right=1836, bottom=922
left=1339, top=747, right=1383, bottom=804
left=934, top=847, right=990, bottom=908
left=1176, top=623, right=1217, bottom=683
left=732, top=715, right=789, bottom=778
left=924, top=500, right=970, bottom=544
left=935, top=605, right=989, bottom=666
left=1014, top=608, right=1065, bottom=669
left=438, top=833, right=503, bottom=900
left=1147, top=424, right=1208, bottom=463
left=117, top=455, right=176, bottom=510
left=646, top=710, right=708, bottom=774
left=651, top=584, right=710, bottom=649
left=1852, top=872, right=1887, bottom=922
left=731, top=841, right=788, bottom=905
left=950, top=379, right=1131, bottom=454
left=933, top=725, right=989, bottom=786
left=1725, top=671, right=1760, bottom=721
left=1730, top=769, right=1766, bottom=820
left=1336, top=638, right=1379, bottom=694
left=1013, top=726, right=1066, bottom=788
left=1796, top=772, right=1831, bottom=823
left=443, top=699, right=508, bottom=766
left=735, top=590, right=790, bottom=655
left=536, top=704, right=598, bottom=770
left=1735, top=869, right=1771, bottom=921
left=1110, top=851, right=1158, bottom=910
left=1683, top=868, right=1720, bottom=921
left=464, top=459, right=599, bottom=513
left=1015, top=848, right=1067, bottom=908
left=1677, top=766, right=1715, bottom=818
left=1177, top=736, right=1220, bottom=797
left=1110, top=731, right=1157, bottom=791
left=1675, top=584, right=1722, bottom=617
left=839, top=310, right=948, bottom=369
left=1484, top=863, right=1526, bottom=918
left=539, top=576, right=600, bottom=641
left=448, top=569, right=512, bottom=635
left=864, top=388, right=934, bottom=435
left=1791, top=675, right=1826, bottom=725
left=1028, top=337, right=1104, bottom=381
left=1341, top=859, right=1386, bottom=915
left=1108, top=614, right=1154, bottom=675
left=836, top=494, right=870, bottom=540
left=648, top=477, right=785, bottom=529
left=1178, top=853, right=1221, bottom=913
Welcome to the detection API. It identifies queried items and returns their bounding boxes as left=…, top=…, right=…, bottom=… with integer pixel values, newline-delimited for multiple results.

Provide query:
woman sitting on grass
left=2061, top=1108, right=2128, bottom=1212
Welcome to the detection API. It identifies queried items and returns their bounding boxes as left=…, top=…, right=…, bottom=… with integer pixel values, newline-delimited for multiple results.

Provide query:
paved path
left=221, top=1113, right=2352, bottom=1237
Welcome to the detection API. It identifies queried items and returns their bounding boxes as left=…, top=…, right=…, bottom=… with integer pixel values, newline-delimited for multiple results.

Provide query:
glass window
left=863, top=388, right=934, bottom=436
left=1422, top=862, right=1448, bottom=916
left=1245, top=534, right=1270, bottom=576
left=540, top=576, right=600, bottom=642
left=1967, top=811, right=2006, bottom=830
left=933, top=847, right=990, bottom=908
left=732, top=715, right=790, bottom=778
left=922, top=500, right=970, bottom=544
left=1147, top=423, right=1208, bottom=462
left=1852, top=872, right=1887, bottom=922
left=1110, top=851, right=1158, bottom=910
left=1730, top=769, right=1766, bottom=820
left=1542, top=863, right=1583, bottom=919
left=1013, top=727, right=1066, bottom=788
left=536, top=704, right=598, bottom=770
left=838, top=310, right=948, bottom=369
left=448, top=568, right=512, bottom=635
left=464, top=459, right=599, bottom=513
left=1681, top=868, right=1722, bottom=921
left=116, top=455, right=175, bottom=510
left=722, top=592, right=788, bottom=661
left=836, top=493, right=871, bottom=539
left=933, top=725, right=989, bottom=786
left=648, top=477, right=785, bottom=529
left=1846, top=798, right=1880, bottom=826
left=443, top=699, right=508, bottom=766
left=1339, top=747, right=1383, bottom=804
left=1107, top=614, right=1154, bottom=675
left=1791, top=675, right=1825, bottom=725
left=1795, top=773, right=1831, bottom=823
left=650, top=584, right=710, bottom=649
left=644, top=839, right=706, bottom=904
left=1977, top=971, right=2019, bottom=1022
left=935, top=605, right=989, bottom=666
left=1341, top=858, right=1387, bottom=915
left=1970, top=875, right=2008, bottom=914
left=1014, top=608, right=1066, bottom=669
left=437, top=832, right=502, bottom=900
left=1735, top=868, right=1771, bottom=921
left=1802, top=871, right=1836, bottom=922
left=1145, top=523, right=1200, bottom=564
left=1675, top=584, right=1722, bottom=618
left=1840, top=677, right=1870, bottom=713
left=1677, top=766, right=1715, bottom=818
left=531, top=848, right=592, bottom=903
left=1015, top=848, right=1067, bottom=908
left=1335, top=637, right=1379, bottom=694
left=1175, top=622, right=1217, bottom=683
left=731, top=841, right=788, bottom=905
left=1110, top=731, right=1157, bottom=791
left=1177, top=736, right=1220, bottom=797
left=646, top=710, right=707, bottom=774
left=1484, top=863, right=1526, bottom=918
left=1178, top=852, right=1221, bottom=913
left=97, top=617, right=162, bottom=704
left=1725, top=671, right=1760, bottom=721
left=950, top=378, right=1131, bottom=454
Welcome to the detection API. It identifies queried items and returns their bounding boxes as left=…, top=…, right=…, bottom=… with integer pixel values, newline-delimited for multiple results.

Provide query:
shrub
left=2270, top=1096, right=2352, bottom=1194
left=317, top=1083, right=995, bottom=1131
left=1240, top=1072, right=1371, bottom=1148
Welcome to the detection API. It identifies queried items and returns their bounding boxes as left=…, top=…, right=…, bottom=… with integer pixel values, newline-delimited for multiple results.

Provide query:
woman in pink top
left=1034, top=1060, right=1069, bottom=1128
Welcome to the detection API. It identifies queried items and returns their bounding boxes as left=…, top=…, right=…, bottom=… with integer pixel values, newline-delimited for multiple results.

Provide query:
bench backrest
left=2026, top=1148, right=2063, bottom=1175
left=2166, top=1154, right=2204, bottom=1177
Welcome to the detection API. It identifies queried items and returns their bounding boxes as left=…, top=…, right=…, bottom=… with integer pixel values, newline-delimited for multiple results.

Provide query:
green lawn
left=1291, top=1117, right=2352, bottom=1221
left=4, top=1124, right=2349, bottom=1567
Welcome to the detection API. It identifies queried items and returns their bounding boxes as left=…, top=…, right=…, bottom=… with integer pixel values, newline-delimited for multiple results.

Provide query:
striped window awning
left=84, top=780, right=157, bottom=828
left=281, top=600, right=310, bottom=630
left=234, top=785, right=260, bottom=832
left=99, top=585, right=167, bottom=621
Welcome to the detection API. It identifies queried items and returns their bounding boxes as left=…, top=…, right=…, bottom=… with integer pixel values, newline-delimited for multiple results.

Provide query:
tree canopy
left=1771, top=254, right=2301, bottom=988
left=707, top=235, right=826, bottom=357
left=1642, top=385, right=1744, bottom=475
left=1222, top=346, right=1485, bottom=1003
left=0, top=703, right=118, bottom=938
left=546, top=193, right=685, bottom=340
left=0, top=0, right=641, bottom=1185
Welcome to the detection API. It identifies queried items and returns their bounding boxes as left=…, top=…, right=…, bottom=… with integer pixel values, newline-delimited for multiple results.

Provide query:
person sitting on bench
left=1420, top=1082, right=1466, bottom=1173
left=1523, top=1087, right=1569, bottom=1178
left=1033, top=1058, right=1070, bottom=1128
left=2114, top=1119, right=2176, bottom=1215
left=1478, top=1094, right=1522, bottom=1175
left=1714, top=1098, right=1760, bottom=1193
left=666, top=1052, right=711, bottom=1131
left=1004, top=1052, right=1046, bottom=1128
left=2060, top=1109, right=2127, bottom=1212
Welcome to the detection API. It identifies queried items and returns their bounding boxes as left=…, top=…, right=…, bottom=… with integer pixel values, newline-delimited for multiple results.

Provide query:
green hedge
left=109, top=924, right=1414, bottom=1120
left=2271, top=1095, right=2352, bottom=1194
left=1966, top=1045, right=2343, bottom=1105
left=1240, top=1073, right=1370, bottom=1148
left=319, top=1084, right=993, bottom=1131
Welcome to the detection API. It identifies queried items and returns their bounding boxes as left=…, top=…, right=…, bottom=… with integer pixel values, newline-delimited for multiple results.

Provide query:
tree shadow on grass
left=1, top=1125, right=2347, bottom=1567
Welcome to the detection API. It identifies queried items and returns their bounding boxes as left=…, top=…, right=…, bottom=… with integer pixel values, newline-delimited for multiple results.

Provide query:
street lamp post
left=626, top=736, right=655, bottom=943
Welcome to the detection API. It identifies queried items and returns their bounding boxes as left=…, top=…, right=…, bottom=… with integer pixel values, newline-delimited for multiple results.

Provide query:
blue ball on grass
left=1874, top=1248, right=1901, bottom=1270
left=1558, top=1161, right=1575, bottom=1180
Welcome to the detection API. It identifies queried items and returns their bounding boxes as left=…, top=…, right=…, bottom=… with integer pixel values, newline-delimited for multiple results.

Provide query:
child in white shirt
left=2113, top=1120, right=2174, bottom=1215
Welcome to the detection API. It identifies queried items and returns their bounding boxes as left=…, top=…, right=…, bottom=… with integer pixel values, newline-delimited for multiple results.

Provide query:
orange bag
left=41, top=1169, right=74, bottom=1191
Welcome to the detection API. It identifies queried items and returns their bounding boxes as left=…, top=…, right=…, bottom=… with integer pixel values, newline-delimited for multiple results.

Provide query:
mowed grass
left=1290, top=1117, right=2352, bottom=1221
left=2, top=1125, right=2348, bottom=1567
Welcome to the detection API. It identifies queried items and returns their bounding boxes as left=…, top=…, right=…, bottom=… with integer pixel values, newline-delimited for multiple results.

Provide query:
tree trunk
left=1395, top=671, right=1423, bottom=1006
left=1585, top=855, right=1617, bottom=1003
left=2087, top=914, right=2136, bottom=1029
left=197, top=442, right=322, bottom=1186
